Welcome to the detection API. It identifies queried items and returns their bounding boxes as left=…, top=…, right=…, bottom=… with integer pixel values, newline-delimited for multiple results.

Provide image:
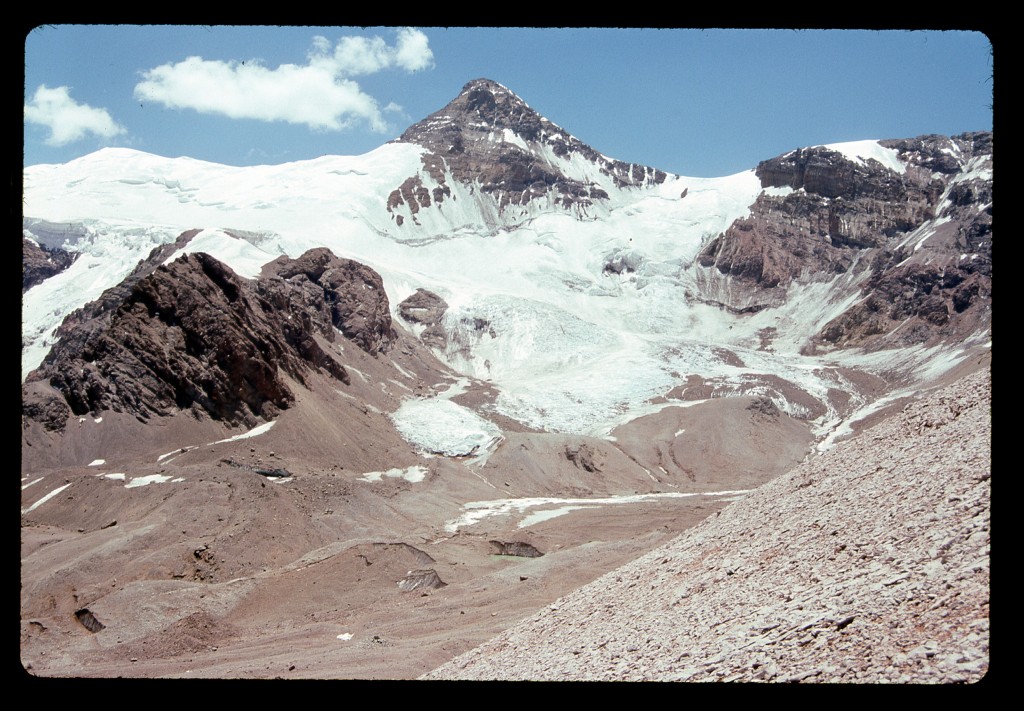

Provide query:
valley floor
left=20, top=361, right=989, bottom=682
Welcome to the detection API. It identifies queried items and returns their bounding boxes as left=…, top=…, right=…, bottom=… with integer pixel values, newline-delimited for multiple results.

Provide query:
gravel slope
left=426, top=368, right=991, bottom=682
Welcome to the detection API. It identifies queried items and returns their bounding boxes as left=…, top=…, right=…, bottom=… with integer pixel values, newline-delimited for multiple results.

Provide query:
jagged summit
left=398, top=78, right=548, bottom=148
left=387, top=78, right=668, bottom=222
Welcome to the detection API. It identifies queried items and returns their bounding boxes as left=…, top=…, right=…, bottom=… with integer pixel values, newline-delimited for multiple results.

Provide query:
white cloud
left=323, top=26, right=435, bottom=76
left=24, top=85, right=125, bottom=146
left=393, top=27, right=434, bottom=72
left=134, top=28, right=434, bottom=132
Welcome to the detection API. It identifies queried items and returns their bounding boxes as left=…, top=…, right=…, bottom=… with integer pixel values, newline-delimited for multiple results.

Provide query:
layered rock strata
left=695, top=132, right=992, bottom=350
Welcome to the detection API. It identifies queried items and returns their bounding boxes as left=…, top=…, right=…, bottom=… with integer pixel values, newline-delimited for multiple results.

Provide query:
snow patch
left=391, top=398, right=502, bottom=457
left=501, top=128, right=530, bottom=152
left=392, top=360, right=416, bottom=380
left=165, top=228, right=277, bottom=279
left=157, top=446, right=197, bottom=463
left=445, top=490, right=751, bottom=533
left=345, top=365, right=368, bottom=382
left=124, top=474, right=176, bottom=488
left=358, top=465, right=429, bottom=483
left=821, top=140, right=906, bottom=174
left=22, top=483, right=72, bottom=514
left=519, top=505, right=596, bottom=528
left=213, top=421, right=276, bottom=443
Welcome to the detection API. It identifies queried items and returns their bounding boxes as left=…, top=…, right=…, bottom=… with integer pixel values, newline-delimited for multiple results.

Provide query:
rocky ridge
left=23, top=246, right=393, bottom=431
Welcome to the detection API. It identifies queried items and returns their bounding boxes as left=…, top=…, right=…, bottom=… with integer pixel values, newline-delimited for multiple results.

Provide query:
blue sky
left=24, top=26, right=992, bottom=177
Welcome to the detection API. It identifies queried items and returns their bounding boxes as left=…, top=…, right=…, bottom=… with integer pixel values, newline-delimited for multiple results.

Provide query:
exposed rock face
left=815, top=261, right=992, bottom=350
left=695, top=132, right=992, bottom=349
left=697, top=208, right=854, bottom=291
left=398, top=288, right=450, bottom=350
left=23, top=238, right=76, bottom=291
left=565, top=443, right=601, bottom=473
left=25, top=252, right=311, bottom=429
left=390, top=78, right=667, bottom=221
left=489, top=541, right=544, bottom=558
left=261, top=247, right=396, bottom=356
left=22, top=246, right=395, bottom=431
left=397, top=569, right=447, bottom=592
left=746, top=396, right=781, bottom=421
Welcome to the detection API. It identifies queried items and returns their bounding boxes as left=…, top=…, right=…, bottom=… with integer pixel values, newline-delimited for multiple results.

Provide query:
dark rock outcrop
left=23, top=238, right=77, bottom=291
left=26, top=252, right=307, bottom=428
left=390, top=78, right=667, bottom=220
left=700, top=142, right=942, bottom=287
left=489, top=541, right=544, bottom=558
left=261, top=247, right=396, bottom=356
left=397, top=569, right=447, bottom=592
left=565, top=443, right=601, bottom=473
left=23, top=245, right=395, bottom=431
left=74, top=609, right=105, bottom=633
left=398, top=288, right=449, bottom=350
left=747, top=397, right=781, bottom=421
left=22, top=219, right=90, bottom=292
left=697, top=208, right=855, bottom=290
left=814, top=261, right=991, bottom=350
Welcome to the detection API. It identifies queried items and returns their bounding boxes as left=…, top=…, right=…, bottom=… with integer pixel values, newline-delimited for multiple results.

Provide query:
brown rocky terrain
left=427, top=364, right=990, bottom=682
left=21, top=342, right=989, bottom=681
left=21, top=389, right=812, bottom=678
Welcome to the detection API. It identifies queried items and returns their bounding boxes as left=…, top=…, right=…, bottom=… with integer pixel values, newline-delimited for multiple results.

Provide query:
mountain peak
left=459, top=77, right=514, bottom=95
left=390, top=78, right=668, bottom=221
left=399, top=77, right=542, bottom=145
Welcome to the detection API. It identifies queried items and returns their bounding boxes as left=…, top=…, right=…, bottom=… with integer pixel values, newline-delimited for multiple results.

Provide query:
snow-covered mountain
left=19, top=77, right=992, bottom=682
left=23, top=78, right=991, bottom=448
